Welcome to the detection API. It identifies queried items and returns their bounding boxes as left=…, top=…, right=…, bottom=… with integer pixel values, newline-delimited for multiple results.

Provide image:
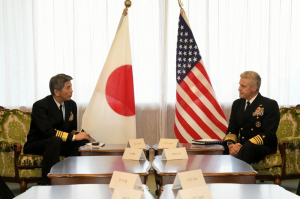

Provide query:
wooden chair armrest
left=278, top=142, right=287, bottom=176
left=12, top=142, right=23, bottom=180
left=13, top=143, right=22, bottom=153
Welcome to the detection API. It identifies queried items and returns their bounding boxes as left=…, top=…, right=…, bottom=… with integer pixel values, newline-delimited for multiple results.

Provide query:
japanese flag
left=82, top=12, right=136, bottom=144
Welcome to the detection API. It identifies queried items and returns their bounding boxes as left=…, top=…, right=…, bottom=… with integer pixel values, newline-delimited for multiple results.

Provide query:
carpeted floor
left=5, top=175, right=300, bottom=199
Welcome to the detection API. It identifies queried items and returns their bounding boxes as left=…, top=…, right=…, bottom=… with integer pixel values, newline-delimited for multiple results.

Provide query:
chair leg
left=274, top=177, right=281, bottom=185
left=20, top=180, right=27, bottom=193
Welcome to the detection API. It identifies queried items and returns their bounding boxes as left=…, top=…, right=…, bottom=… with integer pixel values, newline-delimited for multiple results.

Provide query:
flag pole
left=123, top=0, right=132, bottom=15
left=117, top=0, right=131, bottom=32
left=178, top=1, right=190, bottom=28
left=178, top=0, right=184, bottom=9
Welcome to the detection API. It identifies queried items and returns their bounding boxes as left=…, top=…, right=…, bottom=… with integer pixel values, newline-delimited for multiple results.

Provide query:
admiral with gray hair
left=24, top=74, right=91, bottom=185
left=223, top=71, right=280, bottom=164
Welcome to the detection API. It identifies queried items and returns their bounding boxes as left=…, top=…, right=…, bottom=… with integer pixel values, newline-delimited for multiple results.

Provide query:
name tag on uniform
left=111, top=187, right=145, bottom=199
left=176, top=185, right=213, bottom=199
left=161, top=148, right=188, bottom=160
left=127, top=138, right=146, bottom=149
left=122, top=148, right=146, bottom=160
left=158, top=138, right=180, bottom=149
left=109, top=171, right=144, bottom=191
left=173, top=169, right=206, bottom=189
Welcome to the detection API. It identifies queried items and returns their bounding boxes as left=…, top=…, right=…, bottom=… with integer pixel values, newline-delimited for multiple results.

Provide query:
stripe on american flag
left=176, top=85, right=225, bottom=139
left=184, top=67, right=227, bottom=127
left=176, top=103, right=208, bottom=139
left=174, top=113, right=194, bottom=143
left=174, top=10, right=227, bottom=142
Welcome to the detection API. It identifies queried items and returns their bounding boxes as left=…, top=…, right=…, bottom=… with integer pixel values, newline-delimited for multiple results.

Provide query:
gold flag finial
left=124, top=0, right=132, bottom=8
left=123, top=0, right=131, bottom=15
left=178, top=0, right=183, bottom=8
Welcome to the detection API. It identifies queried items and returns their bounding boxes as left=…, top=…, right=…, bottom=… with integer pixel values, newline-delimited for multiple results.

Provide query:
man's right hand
left=74, top=132, right=91, bottom=141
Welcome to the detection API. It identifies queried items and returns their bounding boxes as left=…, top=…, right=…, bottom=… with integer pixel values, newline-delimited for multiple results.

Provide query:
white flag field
left=82, top=11, right=136, bottom=144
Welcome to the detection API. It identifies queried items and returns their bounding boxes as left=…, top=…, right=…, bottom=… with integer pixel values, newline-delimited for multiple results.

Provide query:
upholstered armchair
left=0, top=109, right=35, bottom=192
left=251, top=107, right=300, bottom=185
left=0, top=109, right=65, bottom=192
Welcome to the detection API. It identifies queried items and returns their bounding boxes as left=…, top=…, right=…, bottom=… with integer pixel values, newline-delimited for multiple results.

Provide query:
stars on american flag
left=176, top=15, right=202, bottom=84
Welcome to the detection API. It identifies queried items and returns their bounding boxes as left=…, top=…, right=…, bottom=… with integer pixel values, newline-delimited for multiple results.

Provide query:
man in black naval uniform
left=24, top=74, right=91, bottom=185
left=223, top=71, right=280, bottom=164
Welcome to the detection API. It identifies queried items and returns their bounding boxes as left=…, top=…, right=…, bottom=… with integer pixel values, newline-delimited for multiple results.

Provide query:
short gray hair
left=49, top=74, right=73, bottom=95
left=240, top=71, right=261, bottom=91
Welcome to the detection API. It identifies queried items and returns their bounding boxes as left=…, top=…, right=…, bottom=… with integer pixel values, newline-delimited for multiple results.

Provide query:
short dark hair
left=49, top=74, right=73, bottom=95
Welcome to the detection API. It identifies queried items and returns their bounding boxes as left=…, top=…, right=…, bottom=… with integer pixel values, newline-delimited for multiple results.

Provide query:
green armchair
left=0, top=109, right=65, bottom=192
left=251, top=107, right=300, bottom=185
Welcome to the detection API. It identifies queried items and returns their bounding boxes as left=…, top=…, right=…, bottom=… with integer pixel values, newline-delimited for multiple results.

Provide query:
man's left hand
left=75, top=132, right=91, bottom=141
left=229, top=143, right=242, bottom=157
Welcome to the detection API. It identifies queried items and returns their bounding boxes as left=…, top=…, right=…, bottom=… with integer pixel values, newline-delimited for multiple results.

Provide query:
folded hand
left=228, top=143, right=242, bottom=157
left=75, top=132, right=91, bottom=141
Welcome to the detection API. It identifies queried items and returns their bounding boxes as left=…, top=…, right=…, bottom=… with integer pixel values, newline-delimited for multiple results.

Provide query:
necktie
left=245, top=101, right=250, bottom=112
left=59, top=104, right=64, bottom=120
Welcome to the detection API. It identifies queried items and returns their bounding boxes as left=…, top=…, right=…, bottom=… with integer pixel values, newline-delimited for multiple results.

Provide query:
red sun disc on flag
left=105, top=65, right=135, bottom=116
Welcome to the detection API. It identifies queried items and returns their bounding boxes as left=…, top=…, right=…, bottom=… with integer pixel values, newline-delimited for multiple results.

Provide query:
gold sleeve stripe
left=256, top=136, right=262, bottom=145
left=250, top=137, right=257, bottom=145
left=254, top=136, right=261, bottom=145
left=250, top=135, right=263, bottom=145
left=71, top=130, right=77, bottom=135
left=224, top=134, right=237, bottom=143
left=56, top=131, right=62, bottom=138
left=55, top=129, right=68, bottom=142
left=257, top=135, right=264, bottom=145
left=62, top=133, right=68, bottom=142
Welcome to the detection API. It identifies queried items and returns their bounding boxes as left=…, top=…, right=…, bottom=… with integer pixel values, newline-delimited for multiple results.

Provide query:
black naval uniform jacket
left=26, top=95, right=77, bottom=143
left=226, top=93, right=280, bottom=149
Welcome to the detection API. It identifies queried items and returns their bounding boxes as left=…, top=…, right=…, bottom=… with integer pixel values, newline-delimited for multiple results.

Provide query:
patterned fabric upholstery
left=0, top=139, right=17, bottom=152
left=251, top=107, right=300, bottom=179
left=255, top=166, right=282, bottom=176
left=280, top=137, right=300, bottom=149
left=251, top=153, right=282, bottom=170
left=285, top=148, right=300, bottom=175
left=0, top=151, right=15, bottom=177
left=0, top=110, right=31, bottom=177
left=18, top=154, right=65, bottom=167
left=19, top=168, right=42, bottom=178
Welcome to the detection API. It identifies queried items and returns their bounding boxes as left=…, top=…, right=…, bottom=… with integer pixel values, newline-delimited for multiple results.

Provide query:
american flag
left=174, top=11, right=227, bottom=143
